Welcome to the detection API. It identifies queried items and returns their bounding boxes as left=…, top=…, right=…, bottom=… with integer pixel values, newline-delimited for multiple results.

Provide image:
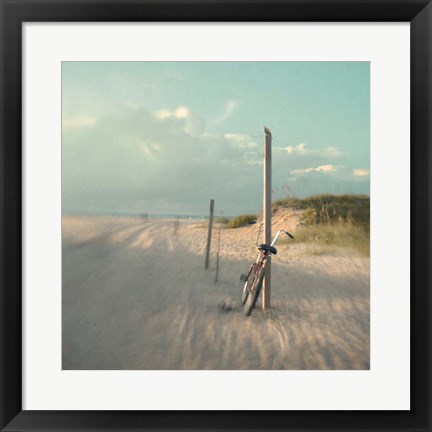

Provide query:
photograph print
left=62, top=61, right=370, bottom=370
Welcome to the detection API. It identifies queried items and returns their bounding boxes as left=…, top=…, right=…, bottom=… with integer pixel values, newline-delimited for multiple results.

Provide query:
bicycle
left=240, top=225, right=294, bottom=316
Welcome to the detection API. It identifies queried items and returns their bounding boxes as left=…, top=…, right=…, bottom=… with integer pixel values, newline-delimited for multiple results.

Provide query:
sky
left=62, top=62, right=370, bottom=216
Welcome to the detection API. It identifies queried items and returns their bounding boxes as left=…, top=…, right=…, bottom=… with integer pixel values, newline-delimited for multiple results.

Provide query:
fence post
left=215, top=225, right=221, bottom=283
left=205, top=199, right=215, bottom=269
left=262, top=127, right=272, bottom=310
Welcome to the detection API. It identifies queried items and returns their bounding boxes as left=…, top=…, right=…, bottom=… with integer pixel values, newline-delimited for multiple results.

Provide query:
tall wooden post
left=262, top=127, right=272, bottom=309
left=205, top=199, right=215, bottom=269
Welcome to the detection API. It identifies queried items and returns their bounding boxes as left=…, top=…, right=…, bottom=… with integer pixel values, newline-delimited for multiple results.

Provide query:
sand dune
left=62, top=215, right=369, bottom=370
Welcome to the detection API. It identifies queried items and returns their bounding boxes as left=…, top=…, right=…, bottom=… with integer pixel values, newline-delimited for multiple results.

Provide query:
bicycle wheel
left=241, top=264, right=256, bottom=305
left=244, top=269, right=265, bottom=316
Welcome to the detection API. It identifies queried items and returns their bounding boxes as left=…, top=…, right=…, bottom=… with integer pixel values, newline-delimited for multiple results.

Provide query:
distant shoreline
left=62, top=210, right=217, bottom=221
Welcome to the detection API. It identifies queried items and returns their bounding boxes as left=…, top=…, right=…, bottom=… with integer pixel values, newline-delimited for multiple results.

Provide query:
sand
left=62, top=215, right=370, bottom=370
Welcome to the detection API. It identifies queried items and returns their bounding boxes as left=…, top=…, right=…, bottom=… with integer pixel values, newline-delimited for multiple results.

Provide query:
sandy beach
left=62, top=215, right=370, bottom=370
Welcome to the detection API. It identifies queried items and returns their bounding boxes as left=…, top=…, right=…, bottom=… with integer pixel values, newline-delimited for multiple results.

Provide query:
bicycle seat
left=258, top=244, right=277, bottom=255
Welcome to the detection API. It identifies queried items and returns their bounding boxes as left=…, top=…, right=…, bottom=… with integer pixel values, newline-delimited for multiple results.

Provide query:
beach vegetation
left=275, top=194, right=370, bottom=256
left=216, top=217, right=230, bottom=226
left=288, top=224, right=370, bottom=256
left=274, top=193, right=370, bottom=228
left=226, top=214, right=257, bottom=229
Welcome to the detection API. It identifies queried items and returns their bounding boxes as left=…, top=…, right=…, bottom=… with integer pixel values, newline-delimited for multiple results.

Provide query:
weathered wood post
left=205, top=199, right=215, bottom=269
left=262, top=127, right=272, bottom=309
left=215, top=225, right=221, bottom=283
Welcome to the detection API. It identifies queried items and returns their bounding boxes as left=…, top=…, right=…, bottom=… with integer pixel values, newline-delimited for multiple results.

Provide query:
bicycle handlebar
left=270, top=229, right=294, bottom=246
left=256, top=224, right=294, bottom=246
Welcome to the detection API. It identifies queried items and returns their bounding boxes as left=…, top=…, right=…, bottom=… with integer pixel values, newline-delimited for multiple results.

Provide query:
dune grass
left=203, top=194, right=370, bottom=256
left=274, top=193, right=370, bottom=228
left=273, top=194, right=370, bottom=256
left=226, top=214, right=257, bottom=229
left=216, top=217, right=230, bottom=226
left=224, top=194, right=370, bottom=256
left=197, top=216, right=232, bottom=229
left=288, top=224, right=370, bottom=256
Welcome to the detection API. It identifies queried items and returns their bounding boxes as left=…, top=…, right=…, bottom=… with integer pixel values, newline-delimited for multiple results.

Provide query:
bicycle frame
left=243, top=248, right=267, bottom=282
left=244, top=228, right=293, bottom=279
left=241, top=227, right=294, bottom=315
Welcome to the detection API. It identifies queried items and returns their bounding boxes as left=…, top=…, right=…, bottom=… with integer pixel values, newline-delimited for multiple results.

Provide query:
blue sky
left=62, top=62, right=370, bottom=216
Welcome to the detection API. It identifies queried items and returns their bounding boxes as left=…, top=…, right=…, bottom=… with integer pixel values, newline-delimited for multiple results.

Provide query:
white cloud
left=290, top=168, right=308, bottom=175
left=174, top=106, right=189, bottom=119
left=62, top=105, right=264, bottom=214
left=291, top=164, right=338, bottom=175
left=155, top=105, right=190, bottom=120
left=284, top=142, right=307, bottom=154
left=281, top=143, right=342, bottom=158
left=62, top=104, right=369, bottom=215
left=211, top=100, right=239, bottom=125
left=353, top=168, right=369, bottom=177
left=223, top=133, right=257, bottom=150
left=62, top=114, right=97, bottom=129
left=155, top=105, right=204, bottom=136
left=324, top=147, right=342, bottom=157
left=155, top=109, right=171, bottom=120
left=316, top=164, right=337, bottom=172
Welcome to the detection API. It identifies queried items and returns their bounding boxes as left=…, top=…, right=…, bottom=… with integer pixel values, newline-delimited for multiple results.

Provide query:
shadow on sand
left=62, top=218, right=370, bottom=370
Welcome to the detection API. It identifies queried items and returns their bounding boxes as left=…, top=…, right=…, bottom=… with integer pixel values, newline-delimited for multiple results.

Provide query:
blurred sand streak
left=62, top=215, right=369, bottom=370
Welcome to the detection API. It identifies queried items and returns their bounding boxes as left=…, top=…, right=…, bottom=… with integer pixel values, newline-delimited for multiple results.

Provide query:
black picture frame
left=1, top=1, right=431, bottom=431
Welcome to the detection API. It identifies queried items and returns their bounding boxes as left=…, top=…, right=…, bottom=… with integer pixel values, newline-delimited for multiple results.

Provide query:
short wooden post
left=215, top=226, right=221, bottom=283
left=205, top=199, right=215, bottom=269
left=262, top=127, right=272, bottom=310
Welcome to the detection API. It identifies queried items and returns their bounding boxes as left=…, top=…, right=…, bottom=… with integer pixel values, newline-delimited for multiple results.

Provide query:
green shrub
left=227, top=214, right=257, bottom=229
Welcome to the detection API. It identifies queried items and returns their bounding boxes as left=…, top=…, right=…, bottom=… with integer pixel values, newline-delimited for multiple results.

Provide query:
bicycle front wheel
left=241, top=264, right=256, bottom=305
left=241, top=279, right=250, bottom=305
left=244, top=269, right=265, bottom=316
